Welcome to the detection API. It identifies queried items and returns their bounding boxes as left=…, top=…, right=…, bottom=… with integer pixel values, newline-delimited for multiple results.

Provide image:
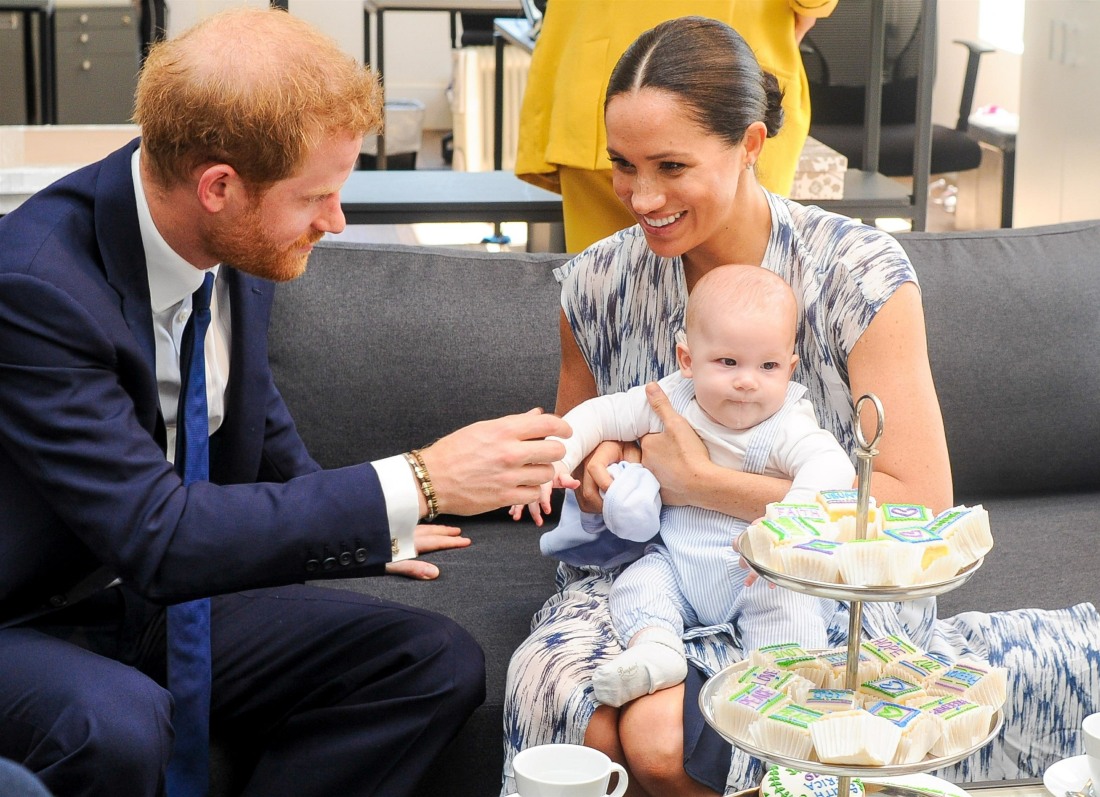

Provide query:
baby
left=513, top=264, right=855, bottom=707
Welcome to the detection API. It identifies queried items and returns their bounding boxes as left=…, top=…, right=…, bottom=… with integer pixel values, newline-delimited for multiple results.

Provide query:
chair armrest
left=953, top=39, right=996, bottom=132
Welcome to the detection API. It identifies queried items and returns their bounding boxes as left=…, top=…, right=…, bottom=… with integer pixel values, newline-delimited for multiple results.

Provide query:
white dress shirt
left=131, top=150, right=417, bottom=560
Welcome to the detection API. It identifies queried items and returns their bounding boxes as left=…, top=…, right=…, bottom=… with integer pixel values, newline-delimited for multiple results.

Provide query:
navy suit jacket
left=0, top=140, right=393, bottom=619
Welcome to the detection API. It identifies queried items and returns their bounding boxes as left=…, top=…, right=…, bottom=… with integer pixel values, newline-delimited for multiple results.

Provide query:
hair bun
left=761, top=71, right=785, bottom=137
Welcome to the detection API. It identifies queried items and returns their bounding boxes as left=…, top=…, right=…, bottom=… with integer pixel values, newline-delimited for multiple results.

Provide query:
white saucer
left=1044, top=754, right=1092, bottom=797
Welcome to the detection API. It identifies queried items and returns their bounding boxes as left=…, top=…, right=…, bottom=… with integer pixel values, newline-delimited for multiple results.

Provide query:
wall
left=933, top=0, right=1021, bottom=126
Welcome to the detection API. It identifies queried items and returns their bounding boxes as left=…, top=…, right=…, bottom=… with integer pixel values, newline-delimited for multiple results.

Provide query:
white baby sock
left=592, top=628, right=687, bottom=708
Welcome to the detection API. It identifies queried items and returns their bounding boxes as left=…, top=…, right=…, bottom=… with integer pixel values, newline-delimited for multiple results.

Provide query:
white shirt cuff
left=372, top=454, right=419, bottom=562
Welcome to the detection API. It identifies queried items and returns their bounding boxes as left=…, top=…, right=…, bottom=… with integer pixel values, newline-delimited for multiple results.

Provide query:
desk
left=966, top=121, right=1016, bottom=229
left=339, top=167, right=561, bottom=224
left=1, top=0, right=54, bottom=124
left=363, top=0, right=522, bottom=168
left=815, top=170, right=913, bottom=218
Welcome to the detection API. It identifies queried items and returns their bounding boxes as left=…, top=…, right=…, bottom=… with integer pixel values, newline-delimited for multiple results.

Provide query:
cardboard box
left=791, top=136, right=847, bottom=201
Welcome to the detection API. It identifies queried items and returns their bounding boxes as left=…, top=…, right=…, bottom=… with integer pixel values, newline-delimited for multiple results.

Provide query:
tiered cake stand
left=700, top=395, right=1003, bottom=797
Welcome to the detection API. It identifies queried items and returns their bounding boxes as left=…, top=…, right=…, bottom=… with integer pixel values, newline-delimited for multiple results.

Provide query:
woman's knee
left=583, top=706, right=625, bottom=762
left=618, top=689, right=689, bottom=789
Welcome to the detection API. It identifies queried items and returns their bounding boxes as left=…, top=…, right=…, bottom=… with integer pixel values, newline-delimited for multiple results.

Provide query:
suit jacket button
left=354, top=548, right=368, bottom=563
left=305, top=559, right=320, bottom=573
left=322, top=557, right=337, bottom=571
left=339, top=551, right=353, bottom=566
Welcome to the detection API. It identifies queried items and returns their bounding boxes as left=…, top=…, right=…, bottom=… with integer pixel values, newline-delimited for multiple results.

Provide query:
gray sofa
left=219, top=220, right=1100, bottom=796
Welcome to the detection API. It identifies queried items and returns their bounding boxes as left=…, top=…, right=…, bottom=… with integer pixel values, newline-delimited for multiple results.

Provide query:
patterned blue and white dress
left=501, top=191, right=1100, bottom=795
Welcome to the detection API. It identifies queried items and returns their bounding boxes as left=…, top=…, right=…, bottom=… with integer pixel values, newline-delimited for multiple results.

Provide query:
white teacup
left=1083, top=712, right=1100, bottom=788
left=513, top=743, right=628, bottom=797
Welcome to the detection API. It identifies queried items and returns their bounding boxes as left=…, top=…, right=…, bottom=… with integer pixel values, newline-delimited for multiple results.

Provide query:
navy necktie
left=167, top=272, right=214, bottom=797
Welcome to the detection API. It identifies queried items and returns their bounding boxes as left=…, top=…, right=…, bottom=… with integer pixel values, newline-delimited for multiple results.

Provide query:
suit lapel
left=95, top=139, right=158, bottom=380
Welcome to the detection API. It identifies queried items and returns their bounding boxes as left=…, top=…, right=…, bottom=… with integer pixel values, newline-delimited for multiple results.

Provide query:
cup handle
left=606, top=762, right=628, bottom=797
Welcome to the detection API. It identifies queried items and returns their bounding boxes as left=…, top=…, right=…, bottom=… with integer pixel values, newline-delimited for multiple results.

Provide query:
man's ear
left=676, top=341, right=693, bottom=378
left=196, top=163, right=241, bottom=214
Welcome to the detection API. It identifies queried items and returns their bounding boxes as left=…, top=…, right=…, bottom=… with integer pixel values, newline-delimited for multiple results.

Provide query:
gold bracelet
left=403, top=449, right=439, bottom=521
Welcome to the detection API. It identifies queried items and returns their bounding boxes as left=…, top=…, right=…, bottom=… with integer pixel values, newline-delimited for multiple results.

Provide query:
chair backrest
left=801, top=0, right=926, bottom=126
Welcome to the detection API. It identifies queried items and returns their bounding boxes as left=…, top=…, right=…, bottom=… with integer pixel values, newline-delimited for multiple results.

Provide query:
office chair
left=800, top=0, right=993, bottom=179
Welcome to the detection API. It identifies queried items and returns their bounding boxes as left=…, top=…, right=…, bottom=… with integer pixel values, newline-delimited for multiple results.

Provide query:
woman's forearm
left=655, top=455, right=793, bottom=522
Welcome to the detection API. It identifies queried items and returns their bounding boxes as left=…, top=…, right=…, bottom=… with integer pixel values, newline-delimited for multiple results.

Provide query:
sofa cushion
left=898, top=221, right=1100, bottom=498
left=935, top=489, right=1096, bottom=616
left=269, top=241, right=571, bottom=467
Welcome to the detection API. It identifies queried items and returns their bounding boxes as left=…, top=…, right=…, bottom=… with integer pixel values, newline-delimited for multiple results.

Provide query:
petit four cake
left=728, top=665, right=815, bottom=704
left=818, top=648, right=880, bottom=690
left=746, top=518, right=825, bottom=570
left=925, top=505, right=994, bottom=565
left=880, top=503, right=935, bottom=529
left=919, top=695, right=995, bottom=757
left=858, top=676, right=929, bottom=708
left=882, top=654, right=953, bottom=690
left=713, top=683, right=789, bottom=740
left=765, top=502, right=831, bottom=527
left=809, top=708, right=902, bottom=765
left=816, top=490, right=881, bottom=541
left=777, top=539, right=843, bottom=583
left=751, top=642, right=806, bottom=666
left=749, top=704, right=824, bottom=759
left=860, top=635, right=920, bottom=669
left=927, top=660, right=1008, bottom=709
left=865, top=700, right=940, bottom=764
left=804, top=688, right=860, bottom=713
left=880, top=526, right=962, bottom=584
left=836, top=538, right=922, bottom=586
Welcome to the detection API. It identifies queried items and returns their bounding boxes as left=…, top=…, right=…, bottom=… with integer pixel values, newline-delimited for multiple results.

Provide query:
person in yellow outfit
left=515, top=0, right=838, bottom=252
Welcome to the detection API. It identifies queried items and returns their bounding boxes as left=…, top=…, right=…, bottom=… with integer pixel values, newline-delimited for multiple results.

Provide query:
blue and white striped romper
left=609, top=378, right=835, bottom=654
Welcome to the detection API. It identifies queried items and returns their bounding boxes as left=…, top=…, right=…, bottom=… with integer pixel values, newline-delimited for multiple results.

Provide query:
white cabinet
left=1014, top=1, right=1100, bottom=227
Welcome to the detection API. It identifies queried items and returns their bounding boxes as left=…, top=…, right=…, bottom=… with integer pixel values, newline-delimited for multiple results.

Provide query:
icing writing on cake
left=920, top=695, right=980, bottom=719
left=738, top=666, right=797, bottom=691
left=882, top=526, right=943, bottom=544
left=767, top=704, right=825, bottom=729
left=762, top=766, right=863, bottom=797
left=881, top=503, right=934, bottom=524
left=758, top=518, right=823, bottom=543
left=792, top=539, right=843, bottom=555
left=768, top=503, right=830, bottom=523
left=861, top=676, right=924, bottom=701
left=861, top=635, right=918, bottom=664
left=727, top=683, right=786, bottom=713
left=925, top=508, right=970, bottom=535
left=893, top=657, right=948, bottom=682
left=806, top=689, right=857, bottom=711
left=932, top=664, right=987, bottom=694
left=867, top=700, right=923, bottom=728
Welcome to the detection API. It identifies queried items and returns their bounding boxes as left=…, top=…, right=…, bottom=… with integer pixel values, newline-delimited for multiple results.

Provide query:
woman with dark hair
left=502, top=16, right=1099, bottom=797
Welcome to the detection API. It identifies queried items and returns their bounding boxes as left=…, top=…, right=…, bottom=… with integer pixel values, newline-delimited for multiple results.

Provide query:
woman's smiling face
left=605, top=87, right=752, bottom=262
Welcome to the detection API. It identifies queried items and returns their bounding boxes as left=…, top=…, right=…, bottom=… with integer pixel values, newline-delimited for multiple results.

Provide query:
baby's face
left=678, top=309, right=797, bottom=431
